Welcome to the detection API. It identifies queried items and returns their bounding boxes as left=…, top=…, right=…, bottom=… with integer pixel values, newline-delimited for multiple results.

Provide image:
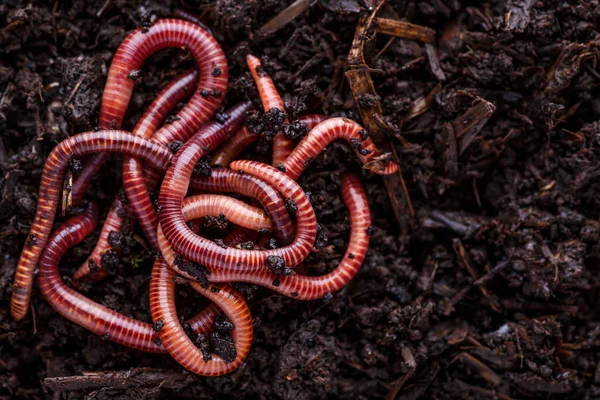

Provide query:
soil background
left=1, top=0, right=600, bottom=399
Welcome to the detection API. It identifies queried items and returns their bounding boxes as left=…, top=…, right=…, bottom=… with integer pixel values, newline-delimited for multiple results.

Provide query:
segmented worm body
left=190, top=168, right=293, bottom=243
left=246, top=54, right=292, bottom=167
left=283, top=117, right=398, bottom=180
left=72, top=19, right=227, bottom=206
left=159, top=160, right=317, bottom=275
left=123, top=68, right=201, bottom=251
left=150, top=261, right=253, bottom=375
left=160, top=173, right=369, bottom=299
left=212, top=114, right=327, bottom=168
left=38, top=203, right=219, bottom=352
left=11, top=131, right=173, bottom=320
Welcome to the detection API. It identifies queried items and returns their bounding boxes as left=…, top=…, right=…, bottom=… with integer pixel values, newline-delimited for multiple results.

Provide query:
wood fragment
left=403, top=83, right=441, bottom=121
left=452, top=352, right=502, bottom=386
left=453, top=98, right=496, bottom=155
left=453, top=239, right=501, bottom=312
left=346, top=2, right=416, bottom=231
left=257, top=0, right=314, bottom=37
left=42, top=368, right=193, bottom=392
left=374, top=18, right=435, bottom=43
left=425, top=43, right=446, bottom=81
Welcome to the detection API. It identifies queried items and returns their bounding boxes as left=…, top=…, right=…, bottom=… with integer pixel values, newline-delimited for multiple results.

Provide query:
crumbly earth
left=1, top=1, right=600, bottom=399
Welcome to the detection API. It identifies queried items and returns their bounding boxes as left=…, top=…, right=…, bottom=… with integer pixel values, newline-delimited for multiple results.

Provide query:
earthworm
left=246, top=54, right=292, bottom=167
left=158, top=173, right=369, bottom=299
left=71, top=18, right=226, bottom=209
left=183, top=194, right=272, bottom=231
left=73, top=70, right=200, bottom=280
left=38, top=202, right=219, bottom=352
left=159, top=159, right=317, bottom=276
left=282, top=117, right=399, bottom=180
left=211, top=114, right=327, bottom=168
left=208, top=173, right=371, bottom=299
left=150, top=260, right=253, bottom=376
left=72, top=197, right=129, bottom=280
left=11, top=131, right=173, bottom=321
left=190, top=168, right=293, bottom=243
left=122, top=68, right=200, bottom=250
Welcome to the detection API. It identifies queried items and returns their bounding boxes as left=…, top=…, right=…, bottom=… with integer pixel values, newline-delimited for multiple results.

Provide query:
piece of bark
left=42, top=368, right=193, bottom=393
left=257, top=0, right=314, bottom=37
left=374, top=18, right=435, bottom=43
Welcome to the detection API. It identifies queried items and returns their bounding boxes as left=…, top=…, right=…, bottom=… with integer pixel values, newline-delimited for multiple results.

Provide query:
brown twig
left=373, top=18, right=435, bottom=43
left=257, top=0, right=315, bottom=37
left=42, top=368, right=193, bottom=392
left=346, top=1, right=416, bottom=232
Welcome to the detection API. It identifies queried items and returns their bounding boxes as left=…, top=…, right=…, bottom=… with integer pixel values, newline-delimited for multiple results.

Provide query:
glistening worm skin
left=282, top=117, right=399, bottom=180
left=73, top=197, right=130, bottom=280
left=211, top=114, right=328, bottom=168
left=150, top=260, right=253, bottom=376
left=122, top=69, right=200, bottom=251
left=38, top=203, right=219, bottom=352
left=72, top=18, right=227, bottom=208
left=159, top=158, right=317, bottom=275
left=209, top=173, right=371, bottom=299
left=246, top=54, right=292, bottom=167
left=190, top=168, right=293, bottom=244
left=182, top=195, right=272, bottom=231
left=11, top=131, right=173, bottom=321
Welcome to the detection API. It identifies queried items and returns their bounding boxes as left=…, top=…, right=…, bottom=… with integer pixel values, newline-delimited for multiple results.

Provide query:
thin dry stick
left=346, top=1, right=416, bottom=232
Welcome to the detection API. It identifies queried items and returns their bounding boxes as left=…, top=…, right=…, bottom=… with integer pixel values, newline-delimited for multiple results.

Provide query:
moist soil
left=1, top=1, right=600, bottom=399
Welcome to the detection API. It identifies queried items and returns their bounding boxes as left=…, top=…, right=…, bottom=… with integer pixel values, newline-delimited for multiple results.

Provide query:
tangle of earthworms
left=38, top=202, right=220, bottom=352
left=12, top=17, right=399, bottom=377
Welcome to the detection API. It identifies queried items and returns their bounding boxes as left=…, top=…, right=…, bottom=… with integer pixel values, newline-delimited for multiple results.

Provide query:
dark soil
left=1, top=0, right=600, bottom=399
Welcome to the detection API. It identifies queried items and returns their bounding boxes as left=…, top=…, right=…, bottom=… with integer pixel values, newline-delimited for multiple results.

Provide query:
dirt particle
left=127, top=69, right=142, bottom=83
left=167, top=141, right=183, bottom=153
left=107, top=231, right=123, bottom=249
left=283, top=120, right=309, bottom=140
left=174, top=256, right=210, bottom=288
left=272, top=279, right=280, bottom=287
left=286, top=198, right=298, bottom=213
left=215, top=112, right=230, bottom=124
left=152, top=320, right=164, bottom=332
left=69, top=157, right=83, bottom=174
left=267, top=255, right=292, bottom=275
left=240, top=241, right=255, bottom=250
left=212, top=66, right=222, bottom=77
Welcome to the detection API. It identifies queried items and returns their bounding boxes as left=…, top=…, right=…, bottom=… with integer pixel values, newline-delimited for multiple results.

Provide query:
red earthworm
left=211, top=114, right=327, bottom=168
left=211, top=127, right=256, bottom=167
left=208, top=173, right=371, bottom=299
left=223, top=227, right=260, bottom=247
left=11, top=131, right=173, bottom=321
left=282, top=117, right=399, bottom=180
left=189, top=168, right=293, bottom=243
left=159, top=158, right=317, bottom=276
left=38, top=202, right=219, bottom=352
left=73, top=70, right=200, bottom=280
left=246, top=54, right=292, bottom=167
left=72, top=197, right=130, bottom=280
left=183, top=194, right=272, bottom=231
left=71, top=18, right=226, bottom=208
left=150, top=260, right=253, bottom=376
left=122, top=68, right=200, bottom=250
